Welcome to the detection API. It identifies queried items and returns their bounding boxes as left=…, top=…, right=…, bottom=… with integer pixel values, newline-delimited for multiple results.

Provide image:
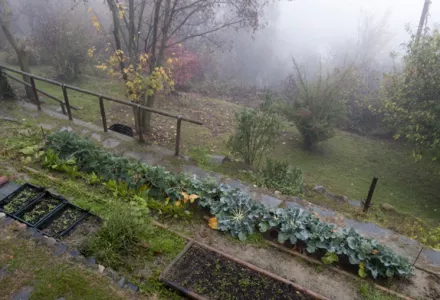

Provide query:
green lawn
left=271, top=127, right=440, bottom=220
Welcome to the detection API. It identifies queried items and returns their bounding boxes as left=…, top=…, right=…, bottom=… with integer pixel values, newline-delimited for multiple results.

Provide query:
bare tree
left=103, top=0, right=270, bottom=132
left=0, top=0, right=33, bottom=100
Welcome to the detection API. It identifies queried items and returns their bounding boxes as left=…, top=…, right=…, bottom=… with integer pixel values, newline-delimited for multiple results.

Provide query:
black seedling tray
left=36, top=203, right=89, bottom=239
left=0, top=183, right=45, bottom=215
left=14, top=192, right=66, bottom=227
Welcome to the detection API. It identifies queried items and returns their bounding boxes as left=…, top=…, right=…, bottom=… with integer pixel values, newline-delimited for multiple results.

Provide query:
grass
left=358, top=283, right=399, bottom=300
left=0, top=237, right=134, bottom=300
left=272, top=128, right=440, bottom=220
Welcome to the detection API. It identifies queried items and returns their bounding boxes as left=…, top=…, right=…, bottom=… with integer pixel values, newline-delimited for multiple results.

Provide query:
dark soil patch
left=163, top=245, right=313, bottom=300
left=62, top=215, right=101, bottom=249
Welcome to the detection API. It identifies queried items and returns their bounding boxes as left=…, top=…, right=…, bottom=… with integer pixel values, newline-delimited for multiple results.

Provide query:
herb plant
left=20, top=196, right=61, bottom=225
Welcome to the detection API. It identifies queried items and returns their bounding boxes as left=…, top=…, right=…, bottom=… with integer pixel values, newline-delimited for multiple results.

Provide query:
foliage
left=284, top=60, right=350, bottom=150
left=228, top=94, right=283, bottom=165
left=45, top=131, right=414, bottom=279
left=209, top=189, right=262, bottom=241
left=256, top=159, right=303, bottom=196
left=84, top=203, right=154, bottom=269
left=258, top=206, right=413, bottom=279
left=166, top=43, right=203, bottom=88
left=380, top=28, right=440, bottom=160
left=321, top=251, right=339, bottom=265
left=32, top=4, right=93, bottom=81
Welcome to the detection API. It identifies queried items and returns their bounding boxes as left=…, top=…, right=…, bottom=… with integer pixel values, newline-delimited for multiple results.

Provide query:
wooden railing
left=0, top=65, right=203, bottom=156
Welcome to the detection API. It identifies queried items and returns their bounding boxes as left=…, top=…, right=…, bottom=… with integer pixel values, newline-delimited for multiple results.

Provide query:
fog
left=213, top=0, right=440, bottom=86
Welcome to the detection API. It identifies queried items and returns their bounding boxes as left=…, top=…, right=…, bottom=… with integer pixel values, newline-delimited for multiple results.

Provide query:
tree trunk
left=416, top=0, right=430, bottom=44
left=141, top=94, right=156, bottom=133
left=0, top=70, right=15, bottom=99
left=0, top=21, right=34, bottom=101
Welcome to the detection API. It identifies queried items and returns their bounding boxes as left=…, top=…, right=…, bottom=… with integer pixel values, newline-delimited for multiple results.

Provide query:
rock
left=0, top=176, right=9, bottom=186
left=40, top=124, right=55, bottom=130
left=380, top=203, right=396, bottom=212
left=91, top=133, right=102, bottom=142
left=0, top=213, right=5, bottom=220
left=69, top=249, right=81, bottom=258
left=81, top=129, right=91, bottom=135
left=42, top=236, right=56, bottom=247
left=11, top=222, right=26, bottom=231
left=117, top=276, right=126, bottom=288
left=102, top=139, right=120, bottom=149
left=260, top=194, right=283, bottom=208
left=11, top=286, right=34, bottom=300
left=87, top=257, right=97, bottom=267
left=312, top=185, right=326, bottom=194
left=60, top=126, right=74, bottom=132
left=104, top=268, right=119, bottom=281
left=0, top=265, right=9, bottom=280
left=325, top=192, right=349, bottom=203
left=98, top=264, right=105, bottom=273
left=274, top=191, right=281, bottom=196
left=206, top=154, right=232, bottom=165
left=125, top=282, right=139, bottom=292
left=53, top=243, right=68, bottom=257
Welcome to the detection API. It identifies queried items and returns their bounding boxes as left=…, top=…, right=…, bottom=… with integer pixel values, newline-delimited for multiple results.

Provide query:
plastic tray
left=14, top=191, right=66, bottom=227
left=37, top=203, right=89, bottom=238
left=0, top=183, right=45, bottom=215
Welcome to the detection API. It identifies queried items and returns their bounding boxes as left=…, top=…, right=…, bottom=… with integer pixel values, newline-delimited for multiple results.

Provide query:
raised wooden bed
left=160, top=241, right=327, bottom=300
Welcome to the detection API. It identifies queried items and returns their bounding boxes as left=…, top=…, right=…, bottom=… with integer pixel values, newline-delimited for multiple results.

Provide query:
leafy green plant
left=227, top=94, right=283, bottom=166
left=210, top=190, right=262, bottom=241
left=321, top=251, right=339, bottom=265
left=257, top=159, right=303, bottom=196
left=44, top=131, right=414, bottom=279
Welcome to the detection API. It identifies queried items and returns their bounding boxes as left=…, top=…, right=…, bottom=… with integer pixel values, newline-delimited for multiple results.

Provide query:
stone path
left=3, top=101, right=440, bottom=275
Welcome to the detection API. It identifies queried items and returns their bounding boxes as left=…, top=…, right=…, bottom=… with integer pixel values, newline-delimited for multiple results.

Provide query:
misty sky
left=276, top=0, right=440, bottom=60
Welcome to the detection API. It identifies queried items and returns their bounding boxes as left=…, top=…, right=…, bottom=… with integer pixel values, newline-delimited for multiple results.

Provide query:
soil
left=1, top=185, right=43, bottom=214
left=61, top=215, right=100, bottom=249
left=163, top=219, right=440, bottom=300
left=18, top=195, right=62, bottom=225
left=163, top=244, right=313, bottom=300
left=40, top=205, right=85, bottom=237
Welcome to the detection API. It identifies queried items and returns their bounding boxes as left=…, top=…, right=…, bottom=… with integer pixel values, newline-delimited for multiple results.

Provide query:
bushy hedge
left=45, top=131, right=413, bottom=279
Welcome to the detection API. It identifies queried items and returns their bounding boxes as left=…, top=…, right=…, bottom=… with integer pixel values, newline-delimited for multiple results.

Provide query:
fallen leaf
left=208, top=217, right=218, bottom=230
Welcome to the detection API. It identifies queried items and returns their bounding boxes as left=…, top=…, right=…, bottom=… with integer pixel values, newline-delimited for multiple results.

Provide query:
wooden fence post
left=363, top=177, right=378, bottom=213
left=62, top=84, right=73, bottom=121
left=98, top=96, right=107, bottom=132
left=175, top=116, right=182, bottom=156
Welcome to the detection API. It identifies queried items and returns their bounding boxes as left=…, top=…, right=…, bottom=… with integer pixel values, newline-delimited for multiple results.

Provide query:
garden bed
left=37, top=203, right=88, bottom=238
left=160, top=241, right=323, bottom=300
left=0, top=183, right=44, bottom=214
left=15, top=192, right=65, bottom=226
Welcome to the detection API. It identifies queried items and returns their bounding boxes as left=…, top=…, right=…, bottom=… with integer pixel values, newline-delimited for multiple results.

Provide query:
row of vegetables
left=45, top=131, right=413, bottom=279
